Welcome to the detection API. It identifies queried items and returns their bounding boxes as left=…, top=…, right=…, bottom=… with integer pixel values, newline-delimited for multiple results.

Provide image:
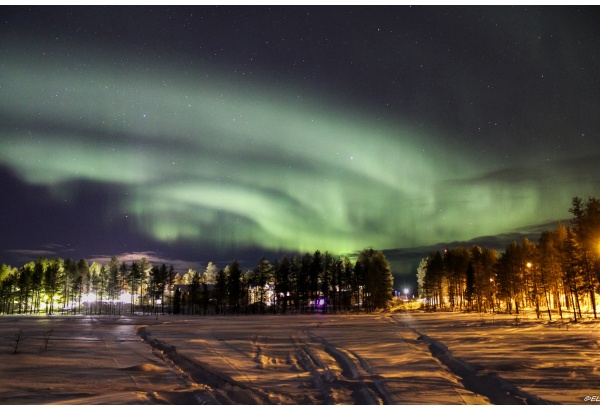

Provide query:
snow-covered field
left=0, top=311, right=598, bottom=405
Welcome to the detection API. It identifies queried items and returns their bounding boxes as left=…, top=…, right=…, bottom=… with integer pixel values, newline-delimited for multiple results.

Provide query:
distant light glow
left=82, top=293, right=96, bottom=303
left=119, top=292, right=132, bottom=304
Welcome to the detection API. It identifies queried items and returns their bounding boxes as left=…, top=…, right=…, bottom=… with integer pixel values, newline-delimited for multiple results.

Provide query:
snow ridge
left=397, top=319, right=559, bottom=405
left=301, top=329, right=390, bottom=404
left=136, top=326, right=273, bottom=405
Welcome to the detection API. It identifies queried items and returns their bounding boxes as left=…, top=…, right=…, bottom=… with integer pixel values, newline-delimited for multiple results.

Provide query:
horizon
left=0, top=216, right=568, bottom=292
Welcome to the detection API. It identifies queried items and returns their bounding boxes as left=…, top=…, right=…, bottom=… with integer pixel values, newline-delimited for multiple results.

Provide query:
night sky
left=2, top=6, right=600, bottom=282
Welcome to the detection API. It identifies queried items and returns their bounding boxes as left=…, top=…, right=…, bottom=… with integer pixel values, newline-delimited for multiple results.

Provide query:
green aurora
left=0, top=45, right=589, bottom=258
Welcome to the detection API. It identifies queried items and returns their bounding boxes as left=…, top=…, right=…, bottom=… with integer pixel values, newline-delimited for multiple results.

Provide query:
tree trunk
left=590, top=288, right=597, bottom=319
left=570, top=291, right=578, bottom=322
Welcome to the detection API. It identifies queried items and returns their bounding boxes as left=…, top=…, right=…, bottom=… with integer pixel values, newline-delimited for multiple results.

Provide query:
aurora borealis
left=2, top=6, right=600, bottom=276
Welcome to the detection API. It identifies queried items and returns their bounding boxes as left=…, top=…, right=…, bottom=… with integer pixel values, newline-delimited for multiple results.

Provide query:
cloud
left=87, top=251, right=207, bottom=273
left=42, top=243, right=76, bottom=252
left=6, top=244, right=75, bottom=262
left=8, top=249, right=57, bottom=257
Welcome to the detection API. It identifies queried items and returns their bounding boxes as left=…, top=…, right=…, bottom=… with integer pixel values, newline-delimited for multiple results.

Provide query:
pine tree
left=358, top=248, right=393, bottom=311
left=423, top=251, right=444, bottom=309
left=309, top=250, right=322, bottom=311
left=215, top=268, right=227, bottom=314
left=256, top=257, right=273, bottom=313
left=274, top=256, right=290, bottom=314
left=227, top=261, right=243, bottom=313
left=465, top=262, right=475, bottom=311
left=173, top=287, right=182, bottom=314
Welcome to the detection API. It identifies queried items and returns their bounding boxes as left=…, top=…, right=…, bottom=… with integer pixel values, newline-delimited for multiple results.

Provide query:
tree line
left=418, top=196, right=600, bottom=322
left=0, top=248, right=393, bottom=316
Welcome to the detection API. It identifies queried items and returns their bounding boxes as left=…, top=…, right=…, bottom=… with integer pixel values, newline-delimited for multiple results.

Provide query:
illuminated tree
left=89, top=262, right=104, bottom=314
left=76, top=259, right=89, bottom=314
left=65, top=258, right=87, bottom=314
left=0, top=264, right=18, bottom=314
left=561, top=227, right=585, bottom=321
left=538, top=229, right=564, bottom=320
left=514, top=238, right=538, bottom=317
left=443, top=248, right=469, bottom=310
left=62, top=258, right=77, bottom=313
left=569, top=196, right=600, bottom=319
left=129, top=261, right=141, bottom=314
left=32, top=259, right=46, bottom=314
left=204, top=262, right=218, bottom=285
left=0, top=264, right=17, bottom=313
left=99, top=266, right=108, bottom=314
left=107, top=256, right=120, bottom=314
left=496, top=242, right=525, bottom=314
left=358, top=248, right=393, bottom=311
left=423, top=251, right=444, bottom=309
left=17, top=263, right=33, bottom=314
left=465, top=262, right=475, bottom=311
left=0, top=264, right=12, bottom=283
left=44, top=258, right=63, bottom=315
left=118, top=261, right=129, bottom=313
left=138, top=257, right=151, bottom=311
left=470, top=245, right=498, bottom=313
left=416, top=257, right=428, bottom=298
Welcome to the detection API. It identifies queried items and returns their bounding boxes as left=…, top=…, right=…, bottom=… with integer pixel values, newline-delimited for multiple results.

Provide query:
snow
left=0, top=311, right=598, bottom=405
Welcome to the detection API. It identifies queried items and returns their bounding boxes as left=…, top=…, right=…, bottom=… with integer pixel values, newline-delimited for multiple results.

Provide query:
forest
left=3, top=196, right=599, bottom=321
left=418, top=196, right=600, bottom=322
left=0, top=248, right=393, bottom=316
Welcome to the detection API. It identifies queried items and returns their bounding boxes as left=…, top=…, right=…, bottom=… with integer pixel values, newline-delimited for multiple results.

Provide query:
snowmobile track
left=301, top=329, right=391, bottom=404
left=389, top=316, right=559, bottom=405
left=136, top=326, right=273, bottom=405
